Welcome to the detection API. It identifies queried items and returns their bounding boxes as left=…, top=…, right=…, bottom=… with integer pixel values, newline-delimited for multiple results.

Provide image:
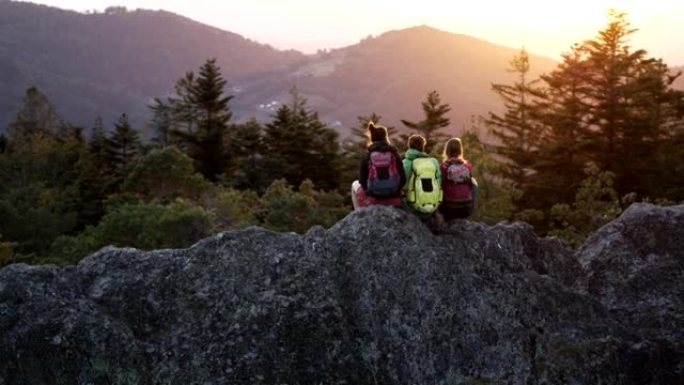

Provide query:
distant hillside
left=0, top=1, right=305, bottom=131
left=0, top=2, right=560, bottom=137
left=232, top=26, right=558, bottom=136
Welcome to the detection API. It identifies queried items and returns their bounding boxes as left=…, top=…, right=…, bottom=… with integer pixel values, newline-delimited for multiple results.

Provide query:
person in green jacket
left=402, top=134, right=443, bottom=216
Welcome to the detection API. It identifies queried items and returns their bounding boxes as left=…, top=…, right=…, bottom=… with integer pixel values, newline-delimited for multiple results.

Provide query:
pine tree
left=0, top=106, right=86, bottom=257
left=106, top=113, right=142, bottom=178
left=530, top=49, right=594, bottom=208
left=168, top=71, right=199, bottom=136
left=486, top=48, right=544, bottom=197
left=579, top=10, right=636, bottom=175
left=401, top=90, right=451, bottom=153
left=496, top=11, right=684, bottom=229
left=171, top=59, right=234, bottom=181
left=230, top=118, right=267, bottom=191
left=568, top=10, right=684, bottom=199
left=88, top=117, right=108, bottom=157
left=8, top=86, right=61, bottom=138
left=77, top=117, right=116, bottom=227
left=262, top=88, right=340, bottom=191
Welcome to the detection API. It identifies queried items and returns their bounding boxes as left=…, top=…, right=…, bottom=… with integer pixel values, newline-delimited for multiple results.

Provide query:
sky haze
left=20, top=0, right=684, bottom=65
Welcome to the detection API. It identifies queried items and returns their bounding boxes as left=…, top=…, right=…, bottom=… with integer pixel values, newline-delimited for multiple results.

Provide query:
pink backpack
left=367, top=151, right=400, bottom=197
left=443, top=159, right=473, bottom=205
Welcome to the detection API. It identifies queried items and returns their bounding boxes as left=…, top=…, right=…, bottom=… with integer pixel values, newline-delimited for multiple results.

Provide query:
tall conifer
left=486, top=48, right=544, bottom=200
left=171, top=59, right=234, bottom=181
left=106, top=113, right=142, bottom=178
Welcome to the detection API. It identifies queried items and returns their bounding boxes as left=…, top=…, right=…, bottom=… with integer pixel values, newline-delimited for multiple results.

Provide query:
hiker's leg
left=471, top=177, right=479, bottom=209
left=432, top=210, right=446, bottom=230
left=351, top=181, right=361, bottom=210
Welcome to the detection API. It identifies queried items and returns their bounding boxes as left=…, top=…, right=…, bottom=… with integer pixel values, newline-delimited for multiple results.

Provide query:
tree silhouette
left=171, top=59, right=234, bottom=181
left=401, top=90, right=451, bottom=153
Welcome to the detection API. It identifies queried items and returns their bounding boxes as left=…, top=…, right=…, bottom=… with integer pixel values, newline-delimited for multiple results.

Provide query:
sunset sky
left=26, top=0, right=684, bottom=65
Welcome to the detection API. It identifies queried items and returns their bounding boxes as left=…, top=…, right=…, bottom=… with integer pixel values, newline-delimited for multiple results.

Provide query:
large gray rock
left=576, top=203, right=684, bottom=348
left=0, top=205, right=681, bottom=385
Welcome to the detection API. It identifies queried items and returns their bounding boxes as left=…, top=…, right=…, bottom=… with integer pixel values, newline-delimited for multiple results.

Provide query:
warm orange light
left=22, top=0, right=684, bottom=64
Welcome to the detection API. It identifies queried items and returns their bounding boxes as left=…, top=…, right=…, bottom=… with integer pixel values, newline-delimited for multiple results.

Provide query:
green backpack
left=406, top=157, right=443, bottom=214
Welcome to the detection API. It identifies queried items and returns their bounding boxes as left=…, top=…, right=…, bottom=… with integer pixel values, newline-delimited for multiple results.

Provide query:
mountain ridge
left=0, top=1, right=306, bottom=132
left=2, top=2, right=681, bottom=137
left=0, top=1, right=560, bottom=135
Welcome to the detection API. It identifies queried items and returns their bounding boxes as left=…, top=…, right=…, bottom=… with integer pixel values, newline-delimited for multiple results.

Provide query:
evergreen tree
left=262, top=88, right=340, bottom=190
left=0, top=119, right=86, bottom=257
left=149, top=98, right=173, bottom=148
left=88, top=117, right=108, bottom=156
left=557, top=11, right=684, bottom=200
left=8, top=86, right=61, bottom=138
left=56, top=121, right=86, bottom=144
left=459, top=117, right=521, bottom=224
left=230, top=118, right=267, bottom=191
left=486, top=12, right=684, bottom=232
left=171, top=59, right=234, bottom=181
left=400, top=90, right=451, bottom=153
left=486, top=48, right=544, bottom=200
left=123, top=147, right=210, bottom=204
left=106, top=113, right=142, bottom=179
left=530, top=49, right=594, bottom=208
left=76, top=117, right=115, bottom=229
left=168, top=71, right=199, bottom=136
left=578, top=10, right=636, bottom=175
left=548, top=163, right=621, bottom=247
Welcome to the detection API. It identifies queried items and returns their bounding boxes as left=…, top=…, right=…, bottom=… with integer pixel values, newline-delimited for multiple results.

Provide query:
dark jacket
left=359, top=141, right=406, bottom=197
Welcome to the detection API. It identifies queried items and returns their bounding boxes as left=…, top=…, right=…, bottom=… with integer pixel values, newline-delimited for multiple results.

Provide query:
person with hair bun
left=351, top=122, right=406, bottom=210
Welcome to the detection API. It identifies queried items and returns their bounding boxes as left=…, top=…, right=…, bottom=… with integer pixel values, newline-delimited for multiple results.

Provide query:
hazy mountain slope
left=233, top=26, right=559, bottom=136
left=2, top=3, right=681, bottom=138
left=0, top=1, right=305, bottom=131
left=0, top=2, right=559, bottom=136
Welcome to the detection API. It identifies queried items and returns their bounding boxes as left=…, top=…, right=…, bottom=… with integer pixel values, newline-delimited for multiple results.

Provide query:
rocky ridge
left=0, top=203, right=682, bottom=384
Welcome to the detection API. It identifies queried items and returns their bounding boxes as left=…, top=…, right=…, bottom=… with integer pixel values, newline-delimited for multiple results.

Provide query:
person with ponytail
left=351, top=122, right=406, bottom=210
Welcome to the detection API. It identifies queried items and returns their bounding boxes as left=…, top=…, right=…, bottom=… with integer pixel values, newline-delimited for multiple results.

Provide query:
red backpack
left=367, top=151, right=401, bottom=197
left=443, top=159, right=473, bottom=206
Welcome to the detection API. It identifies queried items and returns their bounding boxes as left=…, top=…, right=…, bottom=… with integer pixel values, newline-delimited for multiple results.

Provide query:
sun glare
left=428, top=2, right=624, bottom=59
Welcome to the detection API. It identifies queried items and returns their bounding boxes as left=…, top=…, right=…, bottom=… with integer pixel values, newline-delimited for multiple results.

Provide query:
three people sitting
left=352, top=122, right=478, bottom=223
